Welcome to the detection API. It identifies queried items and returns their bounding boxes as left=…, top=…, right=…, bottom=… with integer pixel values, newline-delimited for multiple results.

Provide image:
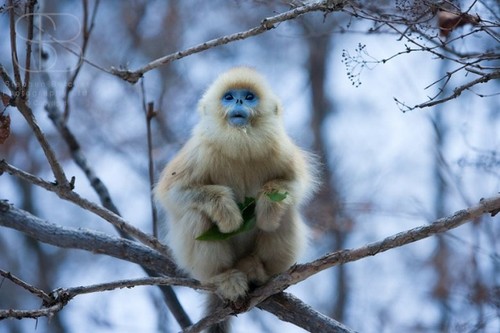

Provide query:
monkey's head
left=199, top=67, right=282, bottom=129
left=194, top=67, right=288, bottom=158
left=196, top=67, right=288, bottom=158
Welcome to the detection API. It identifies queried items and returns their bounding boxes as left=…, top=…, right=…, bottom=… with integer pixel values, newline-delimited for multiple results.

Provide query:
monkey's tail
left=205, top=294, right=230, bottom=333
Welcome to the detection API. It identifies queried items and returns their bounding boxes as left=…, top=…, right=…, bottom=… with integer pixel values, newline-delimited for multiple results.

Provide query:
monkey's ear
left=273, top=101, right=283, bottom=115
left=198, top=101, right=207, bottom=116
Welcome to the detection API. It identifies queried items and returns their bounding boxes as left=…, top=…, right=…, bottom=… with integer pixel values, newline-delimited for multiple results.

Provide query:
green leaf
left=239, top=197, right=256, bottom=222
left=195, top=225, right=229, bottom=241
left=196, top=197, right=257, bottom=241
left=266, top=191, right=288, bottom=202
left=195, top=191, right=287, bottom=241
left=196, top=216, right=256, bottom=241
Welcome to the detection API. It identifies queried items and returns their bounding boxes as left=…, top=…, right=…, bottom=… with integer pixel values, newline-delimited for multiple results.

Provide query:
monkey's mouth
left=228, top=109, right=250, bottom=127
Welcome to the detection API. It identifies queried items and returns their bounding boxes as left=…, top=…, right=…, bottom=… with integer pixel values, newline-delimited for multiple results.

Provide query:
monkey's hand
left=194, top=185, right=244, bottom=233
left=256, top=180, right=292, bottom=232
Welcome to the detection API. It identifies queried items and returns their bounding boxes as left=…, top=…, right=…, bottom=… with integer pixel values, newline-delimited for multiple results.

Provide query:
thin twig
left=23, top=7, right=110, bottom=75
left=8, top=0, right=22, bottom=94
left=343, top=1, right=499, bottom=110
left=140, top=80, right=159, bottom=236
left=147, top=103, right=159, bottom=236
left=22, top=0, right=36, bottom=99
left=14, top=98, right=69, bottom=188
left=0, top=274, right=208, bottom=321
left=0, top=269, right=52, bottom=304
left=64, top=276, right=212, bottom=296
left=62, top=0, right=100, bottom=122
left=396, top=70, right=500, bottom=111
left=414, top=71, right=500, bottom=109
left=0, top=64, right=16, bottom=94
left=41, top=71, right=121, bottom=215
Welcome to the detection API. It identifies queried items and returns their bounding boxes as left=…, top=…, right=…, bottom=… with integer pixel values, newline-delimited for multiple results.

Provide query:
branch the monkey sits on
left=155, top=66, right=317, bottom=332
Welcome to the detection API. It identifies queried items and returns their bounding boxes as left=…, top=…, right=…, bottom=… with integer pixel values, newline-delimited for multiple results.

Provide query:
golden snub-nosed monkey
left=155, top=66, right=318, bottom=333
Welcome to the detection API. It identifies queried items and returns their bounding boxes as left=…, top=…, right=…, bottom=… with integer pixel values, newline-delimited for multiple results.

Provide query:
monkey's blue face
left=221, top=89, right=259, bottom=127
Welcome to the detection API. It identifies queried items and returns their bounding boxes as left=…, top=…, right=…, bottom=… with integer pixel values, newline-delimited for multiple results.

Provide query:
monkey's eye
left=223, top=93, right=234, bottom=101
left=245, top=93, right=255, bottom=101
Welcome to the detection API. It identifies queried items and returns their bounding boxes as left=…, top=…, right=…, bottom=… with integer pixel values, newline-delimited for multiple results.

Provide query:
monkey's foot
left=211, top=269, right=248, bottom=301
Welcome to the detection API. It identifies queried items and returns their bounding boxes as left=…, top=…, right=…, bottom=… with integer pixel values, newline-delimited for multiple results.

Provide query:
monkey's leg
left=168, top=211, right=248, bottom=301
left=236, top=254, right=269, bottom=284
left=194, top=243, right=248, bottom=301
left=239, top=209, right=307, bottom=284
left=175, top=243, right=249, bottom=302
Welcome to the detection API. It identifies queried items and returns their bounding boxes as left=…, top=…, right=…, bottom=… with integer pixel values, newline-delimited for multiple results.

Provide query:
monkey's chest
left=208, top=158, right=284, bottom=201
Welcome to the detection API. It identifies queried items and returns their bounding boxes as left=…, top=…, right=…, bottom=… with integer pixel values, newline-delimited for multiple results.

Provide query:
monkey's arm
left=160, top=184, right=244, bottom=233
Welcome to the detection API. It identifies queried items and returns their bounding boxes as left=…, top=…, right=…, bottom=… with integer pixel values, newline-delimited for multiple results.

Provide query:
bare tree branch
left=1, top=192, right=498, bottom=329
left=0, top=160, right=170, bottom=257
left=0, top=200, right=176, bottom=275
left=0, top=303, right=64, bottom=321
left=181, top=291, right=358, bottom=333
left=110, top=0, right=349, bottom=83
left=260, top=293, right=358, bottom=333
left=41, top=70, right=121, bottom=215
left=0, top=274, right=208, bottom=321
left=274, top=193, right=500, bottom=291
left=0, top=198, right=196, bottom=280
left=64, top=276, right=212, bottom=296
left=13, top=97, right=70, bottom=189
